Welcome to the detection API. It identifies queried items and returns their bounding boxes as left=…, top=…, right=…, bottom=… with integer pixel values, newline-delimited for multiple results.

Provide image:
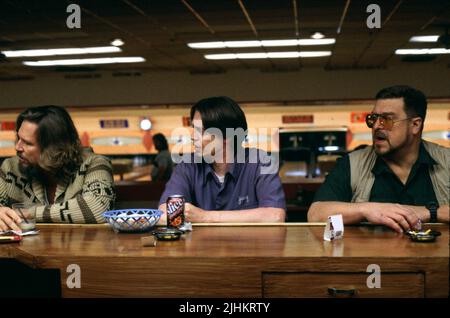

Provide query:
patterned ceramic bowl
left=103, top=209, right=162, bottom=233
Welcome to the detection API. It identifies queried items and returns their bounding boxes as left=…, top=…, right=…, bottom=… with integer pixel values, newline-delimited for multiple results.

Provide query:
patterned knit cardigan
left=0, top=152, right=115, bottom=224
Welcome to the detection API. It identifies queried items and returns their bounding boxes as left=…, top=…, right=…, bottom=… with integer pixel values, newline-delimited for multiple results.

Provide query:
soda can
left=166, top=195, right=185, bottom=228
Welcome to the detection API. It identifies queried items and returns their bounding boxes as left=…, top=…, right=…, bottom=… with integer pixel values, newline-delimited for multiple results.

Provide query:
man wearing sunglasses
left=308, top=85, right=449, bottom=233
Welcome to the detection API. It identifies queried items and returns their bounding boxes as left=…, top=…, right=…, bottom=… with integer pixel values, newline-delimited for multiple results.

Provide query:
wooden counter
left=1, top=223, right=448, bottom=298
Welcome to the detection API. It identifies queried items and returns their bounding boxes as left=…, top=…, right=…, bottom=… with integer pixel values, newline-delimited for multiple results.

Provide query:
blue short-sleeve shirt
left=159, top=149, right=286, bottom=211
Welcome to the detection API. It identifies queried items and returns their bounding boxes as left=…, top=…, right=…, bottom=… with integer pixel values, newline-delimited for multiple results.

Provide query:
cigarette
left=0, top=236, right=19, bottom=240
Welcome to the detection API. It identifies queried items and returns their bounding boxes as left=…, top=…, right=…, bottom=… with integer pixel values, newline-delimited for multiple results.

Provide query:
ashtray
left=410, top=234, right=436, bottom=242
left=153, top=227, right=183, bottom=241
left=406, top=229, right=440, bottom=243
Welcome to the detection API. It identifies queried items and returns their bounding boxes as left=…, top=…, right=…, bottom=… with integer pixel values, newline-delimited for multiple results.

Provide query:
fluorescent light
left=235, top=53, right=267, bottom=59
left=267, top=52, right=302, bottom=58
left=23, top=57, right=146, bottom=66
left=188, top=38, right=336, bottom=49
left=318, top=146, right=339, bottom=152
left=395, top=48, right=450, bottom=55
left=111, top=39, right=124, bottom=46
left=324, top=146, right=339, bottom=152
left=261, top=39, right=335, bottom=46
left=409, top=35, right=439, bottom=42
left=2, top=46, right=121, bottom=58
left=188, top=42, right=227, bottom=49
left=311, top=32, right=325, bottom=39
left=428, top=48, right=450, bottom=54
left=204, top=53, right=236, bottom=60
left=298, top=51, right=332, bottom=57
left=285, top=170, right=307, bottom=177
left=205, top=51, right=331, bottom=60
left=298, top=39, right=335, bottom=45
left=225, top=41, right=261, bottom=48
left=260, top=39, right=299, bottom=47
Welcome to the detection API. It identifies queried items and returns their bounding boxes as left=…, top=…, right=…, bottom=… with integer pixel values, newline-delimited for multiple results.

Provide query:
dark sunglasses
left=365, top=113, right=412, bottom=130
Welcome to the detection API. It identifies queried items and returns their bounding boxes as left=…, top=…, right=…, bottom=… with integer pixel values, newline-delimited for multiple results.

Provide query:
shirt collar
left=372, top=141, right=437, bottom=176
left=201, top=147, right=249, bottom=183
left=417, top=141, right=437, bottom=165
left=203, top=160, right=241, bottom=183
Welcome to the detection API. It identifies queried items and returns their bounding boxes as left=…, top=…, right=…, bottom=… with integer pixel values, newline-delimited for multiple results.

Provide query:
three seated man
left=1, top=85, right=448, bottom=232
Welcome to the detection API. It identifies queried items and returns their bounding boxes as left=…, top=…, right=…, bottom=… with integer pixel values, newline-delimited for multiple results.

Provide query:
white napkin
left=179, top=222, right=193, bottom=232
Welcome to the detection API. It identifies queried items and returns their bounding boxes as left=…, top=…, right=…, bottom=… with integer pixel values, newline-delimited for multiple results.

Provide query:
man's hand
left=362, top=202, right=421, bottom=233
left=0, top=207, right=22, bottom=232
left=184, top=203, right=207, bottom=223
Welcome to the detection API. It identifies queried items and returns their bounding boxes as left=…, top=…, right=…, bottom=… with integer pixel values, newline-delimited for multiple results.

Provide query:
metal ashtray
left=152, top=227, right=183, bottom=241
left=410, top=233, right=436, bottom=243
left=406, top=229, right=439, bottom=243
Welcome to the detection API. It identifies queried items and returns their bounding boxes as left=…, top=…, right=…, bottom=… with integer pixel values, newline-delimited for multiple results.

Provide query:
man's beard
left=18, top=161, right=45, bottom=182
left=373, top=134, right=410, bottom=158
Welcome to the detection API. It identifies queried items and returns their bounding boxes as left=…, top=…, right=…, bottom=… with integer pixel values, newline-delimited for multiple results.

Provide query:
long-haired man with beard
left=0, top=105, right=115, bottom=232
left=308, top=85, right=449, bottom=232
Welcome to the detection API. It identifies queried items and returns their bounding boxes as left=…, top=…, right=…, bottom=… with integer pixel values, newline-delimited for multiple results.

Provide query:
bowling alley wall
left=1, top=100, right=449, bottom=158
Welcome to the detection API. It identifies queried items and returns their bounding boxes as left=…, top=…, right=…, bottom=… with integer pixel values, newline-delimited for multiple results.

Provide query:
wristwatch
left=426, top=201, right=438, bottom=223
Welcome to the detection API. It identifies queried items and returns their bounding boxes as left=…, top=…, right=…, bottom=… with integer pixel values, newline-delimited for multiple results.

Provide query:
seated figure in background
left=151, top=133, right=173, bottom=182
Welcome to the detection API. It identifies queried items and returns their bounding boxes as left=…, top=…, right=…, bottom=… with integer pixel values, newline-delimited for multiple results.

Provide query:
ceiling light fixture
left=395, top=48, right=450, bottom=55
left=111, top=39, right=125, bottom=46
left=297, top=39, right=335, bottom=45
left=311, top=32, right=325, bottom=39
left=224, top=40, right=261, bottom=48
left=23, top=57, right=146, bottom=66
left=2, top=46, right=121, bottom=58
left=409, top=35, right=439, bottom=42
left=188, top=38, right=335, bottom=49
left=204, top=51, right=332, bottom=60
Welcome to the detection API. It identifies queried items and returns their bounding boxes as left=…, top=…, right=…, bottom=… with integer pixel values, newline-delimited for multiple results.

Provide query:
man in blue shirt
left=158, top=96, right=286, bottom=223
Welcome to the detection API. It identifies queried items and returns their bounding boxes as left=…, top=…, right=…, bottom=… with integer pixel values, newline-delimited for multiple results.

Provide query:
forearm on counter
left=157, top=204, right=285, bottom=223
left=307, top=201, right=367, bottom=224
left=198, top=207, right=285, bottom=223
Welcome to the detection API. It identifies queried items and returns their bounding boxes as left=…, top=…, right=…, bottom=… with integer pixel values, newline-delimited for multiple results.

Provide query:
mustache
left=373, top=130, right=387, bottom=139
